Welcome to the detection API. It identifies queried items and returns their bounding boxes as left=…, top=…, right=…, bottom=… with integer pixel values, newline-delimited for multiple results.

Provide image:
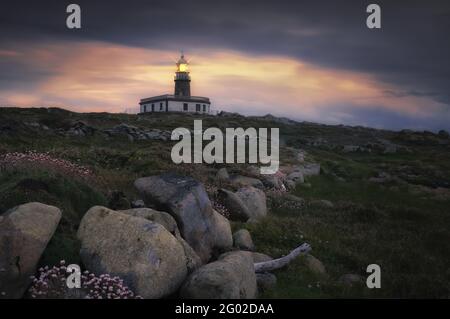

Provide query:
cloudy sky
left=1, top=0, right=449, bottom=131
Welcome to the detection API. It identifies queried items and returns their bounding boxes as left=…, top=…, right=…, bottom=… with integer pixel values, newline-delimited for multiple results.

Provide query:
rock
left=131, top=199, right=145, bottom=208
left=77, top=206, right=188, bottom=299
left=134, top=173, right=232, bottom=262
left=118, top=207, right=202, bottom=272
left=0, top=202, right=62, bottom=299
left=235, top=186, right=267, bottom=219
left=177, top=237, right=203, bottom=273
left=217, top=188, right=252, bottom=221
left=261, top=173, right=285, bottom=189
left=180, top=251, right=257, bottom=299
left=256, top=272, right=277, bottom=291
left=285, top=180, right=296, bottom=190
left=304, top=255, right=326, bottom=275
left=251, top=252, right=273, bottom=263
left=338, top=274, right=364, bottom=287
left=216, top=168, right=230, bottom=181
left=104, top=123, right=171, bottom=141
left=210, top=210, right=233, bottom=252
left=218, top=187, right=267, bottom=222
left=118, top=207, right=179, bottom=236
left=233, top=229, right=255, bottom=251
left=65, top=121, right=96, bottom=136
left=230, top=175, right=264, bottom=189
left=287, top=171, right=304, bottom=184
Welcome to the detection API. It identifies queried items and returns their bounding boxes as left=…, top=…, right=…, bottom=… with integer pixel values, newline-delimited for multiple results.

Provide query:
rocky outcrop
left=236, top=186, right=267, bottom=219
left=117, top=207, right=204, bottom=273
left=180, top=251, right=257, bottom=299
left=104, top=123, right=171, bottom=141
left=77, top=206, right=188, bottom=299
left=233, top=229, right=255, bottom=251
left=0, top=203, right=61, bottom=299
left=134, top=173, right=232, bottom=262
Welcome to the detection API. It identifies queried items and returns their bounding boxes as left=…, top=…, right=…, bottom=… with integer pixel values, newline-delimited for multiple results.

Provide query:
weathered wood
left=254, top=243, right=312, bottom=273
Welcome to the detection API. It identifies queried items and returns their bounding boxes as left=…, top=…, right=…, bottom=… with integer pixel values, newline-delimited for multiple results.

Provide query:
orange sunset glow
left=1, top=41, right=447, bottom=129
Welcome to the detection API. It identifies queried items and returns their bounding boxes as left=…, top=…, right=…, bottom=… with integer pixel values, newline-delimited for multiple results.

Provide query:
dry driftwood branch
left=253, top=243, right=312, bottom=273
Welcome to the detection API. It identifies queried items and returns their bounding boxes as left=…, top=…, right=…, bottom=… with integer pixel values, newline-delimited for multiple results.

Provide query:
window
left=183, top=103, right=188, bottom=111
left=160, top=103, right=163, bottom=111
left=143, top=105, right=147, bottom=112
left=196, top=104, right=200, bottom=112
left=203, top=105, right=206, bottom=112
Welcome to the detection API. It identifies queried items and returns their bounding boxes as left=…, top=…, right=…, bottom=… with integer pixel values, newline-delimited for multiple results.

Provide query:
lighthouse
left=174, top=53, right=191, bottom=97
left=139, top=53, right=211, bottom=114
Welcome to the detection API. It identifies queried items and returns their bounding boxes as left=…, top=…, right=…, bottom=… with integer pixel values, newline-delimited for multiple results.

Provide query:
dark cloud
left=0, top=0, right=449, bottom=129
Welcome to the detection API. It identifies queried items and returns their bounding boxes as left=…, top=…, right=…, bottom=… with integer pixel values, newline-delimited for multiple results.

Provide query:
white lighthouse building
left=139, top=53, right=211, bottom=114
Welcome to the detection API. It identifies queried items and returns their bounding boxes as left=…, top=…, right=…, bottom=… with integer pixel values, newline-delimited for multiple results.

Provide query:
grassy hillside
left=1, top=107, right=449, bottom=298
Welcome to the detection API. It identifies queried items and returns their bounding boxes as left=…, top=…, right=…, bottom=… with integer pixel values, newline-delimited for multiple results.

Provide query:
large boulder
left=180, top=251, right=257, bottom=299
left=134, top=173, right=232, bottom=262
left=210, top=210, right=233, bottom=252
left=77, top=206, right=188, bottom=299
left=0, top=202, right=61, bottom=299
left=235, top=187, right=267, bottom=219
left=217, top=188, right=252, bottom=221
left=119, top=207, right=179, bottom=236
left=233, top=229, right=255, bottom=251
left=218, top=187, right=267, bottom=222
left=119, top=207, right=202, bottom=272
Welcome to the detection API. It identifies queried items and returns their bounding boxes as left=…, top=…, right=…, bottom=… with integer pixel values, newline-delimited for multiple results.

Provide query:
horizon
left=1, top=1, right=449, bottom=131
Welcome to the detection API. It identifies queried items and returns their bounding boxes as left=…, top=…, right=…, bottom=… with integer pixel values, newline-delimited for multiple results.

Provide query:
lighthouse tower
left=139, top=52, right=211, bottom=114
left=174, top=53, right=191, bottom=97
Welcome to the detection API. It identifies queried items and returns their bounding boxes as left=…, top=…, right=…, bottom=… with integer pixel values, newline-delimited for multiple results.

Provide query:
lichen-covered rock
left=134, top=173, right=232, bottom=262
left=217, top=188, right=252, bottom=221
left=233, top=229, right=255, bottom=251
left=119, top=207, right=202, bottom=272
left=0, top=202, right=61, bottom=299
left=235, top=186, right=267, bottom=219
left=180, top=251, right=257, bottom=299
left=77, top=206, right=188, bottom=299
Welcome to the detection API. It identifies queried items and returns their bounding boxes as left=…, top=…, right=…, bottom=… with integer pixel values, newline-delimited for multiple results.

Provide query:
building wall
left=140, top=99, right=211, bottom=114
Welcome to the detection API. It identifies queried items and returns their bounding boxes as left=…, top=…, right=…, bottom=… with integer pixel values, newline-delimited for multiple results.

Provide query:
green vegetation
left=1, top=107, right=449, bottom=298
